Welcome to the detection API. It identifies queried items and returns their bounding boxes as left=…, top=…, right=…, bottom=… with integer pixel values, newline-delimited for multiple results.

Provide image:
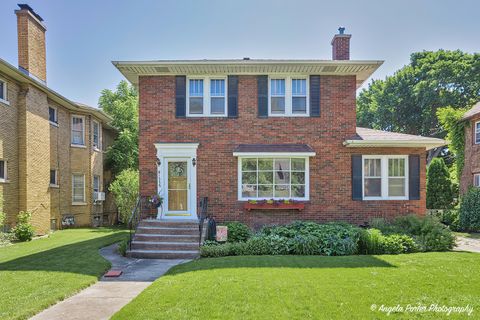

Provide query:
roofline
left=0, top=57, right=115, bottom=130
left=343, top=139, right=447, bottom=151
left=112, top=59, right=384, bottom=66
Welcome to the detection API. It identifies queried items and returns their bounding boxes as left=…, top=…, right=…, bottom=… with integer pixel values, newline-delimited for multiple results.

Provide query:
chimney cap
left=243, top=57, right=250, bottom=60
left=17, top=4, right=44, bottom=22
left=338, top=27, right=345, bottom=34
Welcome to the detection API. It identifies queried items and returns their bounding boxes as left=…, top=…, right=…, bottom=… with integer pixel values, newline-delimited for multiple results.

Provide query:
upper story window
left=72, top=174, right=85, bottom=203
left=474, top=173, right=480, bottom=188
left=0, top=78, right=9, bottom=105
left=0, top=160, right=7, bottom=182
left=363, top=155, right=408, bottom=200
left=269, top=76, right=309, bottom=116
left=187, top=77, right=227, bottom=117
left=475, top=121, right=480, bottom=145
left=50, top=169, right=58, bottom=186
left=92, top=120, right=101, bottom=150
left=93, top=175, right=100, bottom=193
left=49, top=107, right=58, bottom=125
left=71, top=115, right=85, bottom=146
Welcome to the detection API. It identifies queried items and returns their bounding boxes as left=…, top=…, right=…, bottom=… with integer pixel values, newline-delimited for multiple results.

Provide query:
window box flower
left=244, top=199, right=305, bottom=211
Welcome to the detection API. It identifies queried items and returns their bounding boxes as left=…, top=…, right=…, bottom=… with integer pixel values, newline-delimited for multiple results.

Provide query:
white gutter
left=343, top=139, right=447, bottom=151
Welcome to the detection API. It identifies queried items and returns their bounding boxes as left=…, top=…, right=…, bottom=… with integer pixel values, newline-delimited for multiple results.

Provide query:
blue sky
left=0, top=0, right=479, bottom=107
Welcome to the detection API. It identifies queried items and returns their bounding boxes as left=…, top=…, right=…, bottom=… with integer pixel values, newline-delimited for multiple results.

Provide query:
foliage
left=200, top=241, right=248, bottom=258
left=357, top=50, right=480, bottom=138
left=0, top=193, right=4, bottom=229
left=437, top=106, right=469, bottom=180
left=371, top=215, right=455, bottom=252
left=244, top=236, right=272, bottom=255
left=109, top=169, right=139, bottom=223
left=99, top=80, right=139, bottom=175
left=459, top=187, right=480, bottom=231
left=12, top=211, right=35, bottom=241
left=381, top=234, right=417, bottom=254
left=428, top=208, right=460, bottom=231
left=224, top=222, right=252, bottom=242
left=118, top=238, right=128, bottom=257
left=358, top=228, right=384, bottom=254
left=426, top=158, right=454, bottom=209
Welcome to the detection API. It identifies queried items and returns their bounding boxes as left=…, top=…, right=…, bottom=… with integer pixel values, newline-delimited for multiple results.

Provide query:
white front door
left=162, top=158, right=196, bottom=219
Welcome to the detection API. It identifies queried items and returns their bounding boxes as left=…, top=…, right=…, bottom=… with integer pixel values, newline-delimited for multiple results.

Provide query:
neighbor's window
left=475, top=121, right=480, bottom=144
left=49, top=107, right=58, bottom=124
left=92, top=120, right=101, bottom=150
left=239, top=157, right=308, bottom=200
left=71, top=116, right=85, bottom=145
left=0, top=160, right=6, bottom=181
left=474, top=174, right=480, bottom=188
left=187, top=77, right=228, bottom=116
left=72, top=174, right=85, bottom=203
left=93, top=175, right=100, bottom=193
left=269, top=76, right=308, bottom=116
left=50, top=169, right=58, bottom=186
left=363, top=156, right=408, bottom=200
left=0, top=79, right=7, bottom=103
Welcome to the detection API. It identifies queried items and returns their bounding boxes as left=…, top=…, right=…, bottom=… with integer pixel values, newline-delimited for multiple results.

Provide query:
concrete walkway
left=455, top=236, right=480, bottom=253
left=30, top=244, right=190, bottom=320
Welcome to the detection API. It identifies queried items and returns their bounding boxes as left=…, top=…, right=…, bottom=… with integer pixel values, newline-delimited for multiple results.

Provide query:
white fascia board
left=233, top=152, right=316, bottom=157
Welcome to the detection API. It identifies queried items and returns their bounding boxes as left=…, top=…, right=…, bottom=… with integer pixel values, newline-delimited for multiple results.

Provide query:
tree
left=357, top=50, right=480, bottom=162
left=426, top=158, right=454, bottom=209
left=109, top=169, right=139, bottom=222
left=99, top=80, right=138, bottom=174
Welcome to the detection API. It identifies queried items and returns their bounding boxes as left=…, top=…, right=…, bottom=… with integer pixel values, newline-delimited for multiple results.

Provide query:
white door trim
left=155, top=143, right=198, bottom=220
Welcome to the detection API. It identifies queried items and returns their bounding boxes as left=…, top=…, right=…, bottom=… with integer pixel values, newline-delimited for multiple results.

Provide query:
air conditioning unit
left=93, top=192, right=106, bottom=202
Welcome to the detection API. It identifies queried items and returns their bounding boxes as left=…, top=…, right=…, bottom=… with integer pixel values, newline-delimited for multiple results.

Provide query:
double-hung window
left=0, top=160, right=6, bottom=182
left=71, top=116, right=85, bottom=146
left=475, top=121, right=480, bottom=145
left=49, top=107, right=58, bottom=125
left=474, top=174, right=480, bottom=188
left=72, top=174, right=85, bottom=203
left=363, top=155, right=408, bottom=200
left=50, top=169, right=58, bottom=186
left=239, top=157, right=309, bottom=200
left=0, top=78, right=8, bottom=104
left=187, top=77, right=227, bottom=116
left=269, top=76, right=308, bottom=116
left=92, top=120, right=101, bottom=150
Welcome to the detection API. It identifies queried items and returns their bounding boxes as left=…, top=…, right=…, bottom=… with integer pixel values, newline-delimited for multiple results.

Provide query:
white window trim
left=92, top=120, right=102, bottom=151
left=186, top=76, right=228, bottom=117
left=474, top=173, right=480, bottom=187
left=50, top=169, right=59, bottom=187
left=475, top=121, right=480, bottom=145
left=237, top=155, right=310, bottom=201
left=49, top=106, right=58, bottom=127
left=0, top=78, right=9, bottom=106
left=268, top=75, right=309, bottom=117
left=72, top=174, right=86, bottom=205
left=0, top=159, right=7, bottom=183
left=71, top=115, right=85, bottom=147
left=362, top=155, right=409, bottom=200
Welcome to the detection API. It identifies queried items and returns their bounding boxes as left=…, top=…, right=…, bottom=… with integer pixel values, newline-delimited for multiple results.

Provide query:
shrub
left=224, top=222, right=251, bottom=242
left=200, top=241, right=248, bottom=258
left=459, top=187, right=480, bottom=232
left=12, top=211, right=35, bottom=241
left=118, top=238, right=128, bottom=256
left=358, top=228, right=384, bottom=254
left=426, top=158, right=454, bottom=209
left=245, top=236, right=271, bottom=255
left=261, top=234, right=290, bottom=255
left=109, top=169, right=139, bottom=223
left=382, top=234, right=417, bottom=254
left=287, top=235, right=320, bottom=255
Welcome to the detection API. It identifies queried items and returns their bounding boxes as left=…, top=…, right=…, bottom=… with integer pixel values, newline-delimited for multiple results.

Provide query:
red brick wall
left=460, top=115, right=480, bottom=194
left=332, top=35, right=351, bottom=60
left=139, top=75, right=426, bottom=228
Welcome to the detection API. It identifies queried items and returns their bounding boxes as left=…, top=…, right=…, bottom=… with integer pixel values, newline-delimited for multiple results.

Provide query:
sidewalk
left=30, top=244, right=190, bottom=320
left=455, top=236, right=480, bottom=253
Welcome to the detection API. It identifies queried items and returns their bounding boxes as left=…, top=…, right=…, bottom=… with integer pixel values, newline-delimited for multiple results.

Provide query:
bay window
left=238, top=157, right=309, bottom=200
left=187, top=77, right=227, bottom=116
left=363, top=155, right=408, bottom=200
left=269, top=76, right=309, bottom=116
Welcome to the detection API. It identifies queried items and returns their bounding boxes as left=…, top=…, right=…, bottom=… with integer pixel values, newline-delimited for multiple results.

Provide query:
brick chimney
left=15, top=4, right=47, bottom=83
left=331, top=27, right=351, bottom=60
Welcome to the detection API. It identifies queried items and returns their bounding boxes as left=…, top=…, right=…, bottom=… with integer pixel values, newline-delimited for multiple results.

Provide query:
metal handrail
left=198, top=197, right=208, bottom=246
left=128, top=196, right=142, bottom=251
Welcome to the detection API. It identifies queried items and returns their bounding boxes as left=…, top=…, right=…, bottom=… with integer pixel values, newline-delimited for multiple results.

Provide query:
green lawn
left=113, top=252, right=479, bottom=319
left=0, top=227, right=127, bottom=320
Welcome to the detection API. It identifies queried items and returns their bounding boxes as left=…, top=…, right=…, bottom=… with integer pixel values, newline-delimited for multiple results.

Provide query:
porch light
left=156, top=157, right=161, bottom=166
left=192, top=158, right=196, bottom=167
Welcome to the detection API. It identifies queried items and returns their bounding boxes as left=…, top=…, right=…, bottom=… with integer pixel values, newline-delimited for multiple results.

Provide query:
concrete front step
left=134, top=233, right=200, bottom=243
left=136, top=226, right=198, bottom=235
left=139, top=219, right=199, bottom=228
left=127, top=249, right=199, bottom=259
left=131, top=241, right=199, bottom=251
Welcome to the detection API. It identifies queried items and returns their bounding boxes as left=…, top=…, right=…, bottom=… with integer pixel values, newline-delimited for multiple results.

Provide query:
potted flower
left=147, top=194, right=164, bottom=208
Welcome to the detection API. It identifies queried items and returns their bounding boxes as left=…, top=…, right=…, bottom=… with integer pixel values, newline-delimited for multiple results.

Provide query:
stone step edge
left=128, top=249, right=199, bottom=254
left=131, top=241, right=199, bottom=245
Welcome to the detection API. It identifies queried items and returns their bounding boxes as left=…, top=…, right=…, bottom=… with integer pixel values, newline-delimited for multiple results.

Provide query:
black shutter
left=409, top=154, right=420, bottom=200
left=310, top=75, right=320, bottom=117
left=257, top=75, right=268, bottom=118
left=175, top=76, right=186, bottom=118
left=352, top=154, right=362, bottom=200
left=228, top=75, right=238, bottom=118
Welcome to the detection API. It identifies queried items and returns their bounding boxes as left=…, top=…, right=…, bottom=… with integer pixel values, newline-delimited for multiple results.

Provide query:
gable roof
left=344, top=127, right=446, bottom=150
left=462, top=102, right=480, bottom=120
left=112, top=59, right=383, bottom=89
left=0, top=57, right=114, bottom=129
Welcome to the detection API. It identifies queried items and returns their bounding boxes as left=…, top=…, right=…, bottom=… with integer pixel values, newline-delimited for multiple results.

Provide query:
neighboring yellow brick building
left=0, top=5, right=116, bottom=234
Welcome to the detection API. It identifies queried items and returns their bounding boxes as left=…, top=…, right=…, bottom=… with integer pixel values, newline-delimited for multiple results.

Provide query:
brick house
left=0, top=5, right=116, bottom=234
left=460, top=102, right=480, bottom=193
left=114, top=29, right=445, bottom=231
